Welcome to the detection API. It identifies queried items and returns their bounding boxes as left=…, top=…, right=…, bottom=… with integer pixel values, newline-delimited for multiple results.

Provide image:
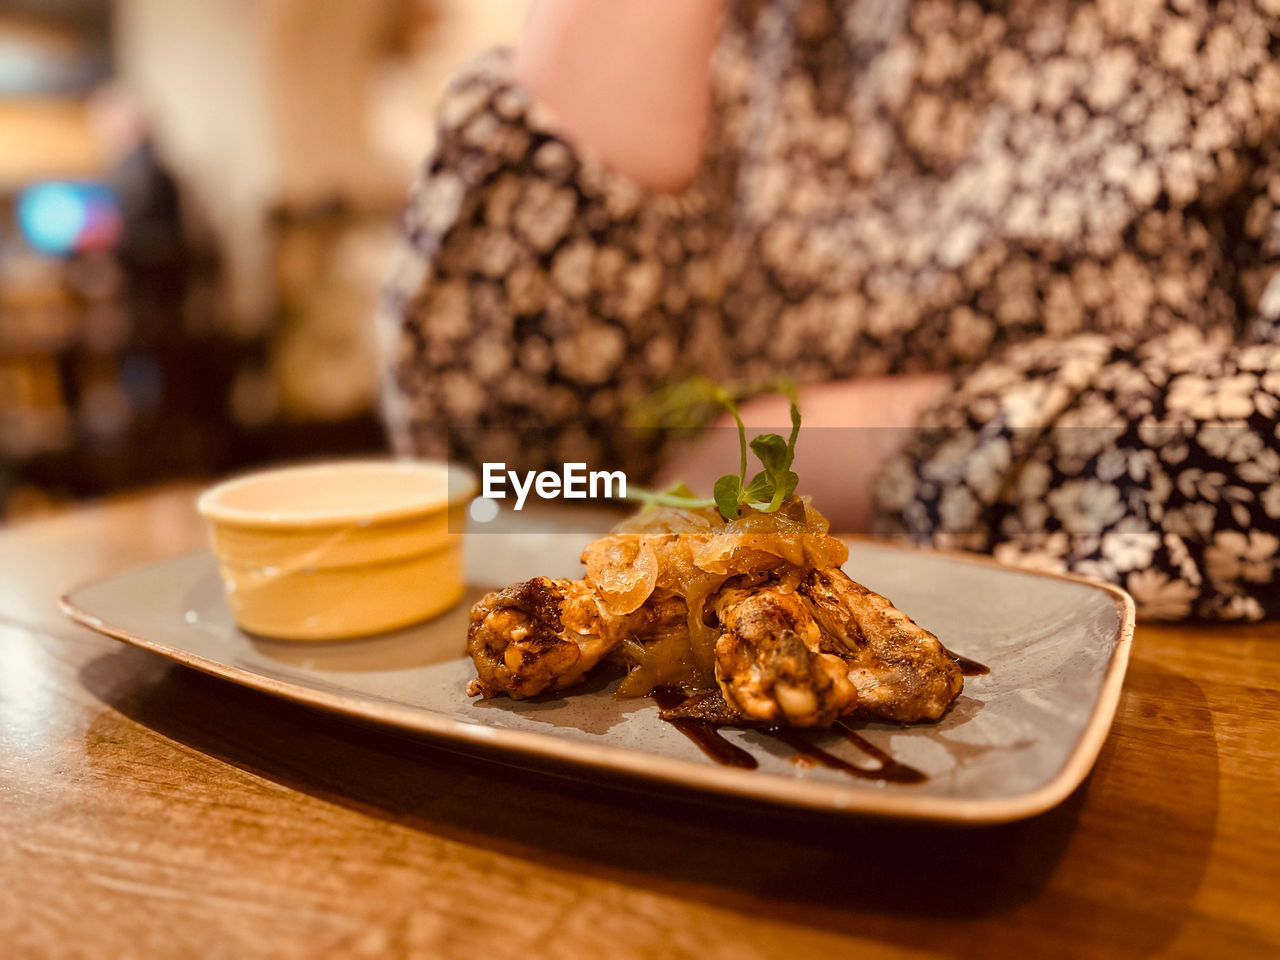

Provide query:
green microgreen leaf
left=713, top=474, right=742, bottom=520
left=710, top=386, right=748, bottom=487
left=627, top=480, right=717, bottom=510
left=627, top=487, right=717, bottom=510
left=620, top=376, right=804, bottom=519
left=743, top=470, right=774, bottom=502
left=748, top=433, right=796, bottom=510
left=749, top=433, right=788, bottom=472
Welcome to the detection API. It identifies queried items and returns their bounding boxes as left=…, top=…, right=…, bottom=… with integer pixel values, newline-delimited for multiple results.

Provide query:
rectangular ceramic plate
left=61, top=538, right=1133, bottom=824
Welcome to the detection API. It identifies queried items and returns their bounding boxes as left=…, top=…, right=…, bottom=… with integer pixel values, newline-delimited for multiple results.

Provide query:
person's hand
left=513, top=0, right=724, bottom=192
left=654, top=374, right=948, bottom=532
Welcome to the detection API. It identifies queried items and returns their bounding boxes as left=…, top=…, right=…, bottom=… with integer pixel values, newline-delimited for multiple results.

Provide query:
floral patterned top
left=380, top=0, right=1280, bottom=621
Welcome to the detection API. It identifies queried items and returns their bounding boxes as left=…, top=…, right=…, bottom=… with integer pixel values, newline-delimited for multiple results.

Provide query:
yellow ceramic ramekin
left=197, top=460, right=477, bottom=640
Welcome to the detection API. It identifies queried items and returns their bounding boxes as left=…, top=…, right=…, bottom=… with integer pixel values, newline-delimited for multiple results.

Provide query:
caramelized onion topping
left=580, top=498, right=847, bottom=696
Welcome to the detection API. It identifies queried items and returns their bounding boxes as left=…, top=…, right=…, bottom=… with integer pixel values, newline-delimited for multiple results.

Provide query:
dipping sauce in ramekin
left=197, top=460, right=477, bottom=640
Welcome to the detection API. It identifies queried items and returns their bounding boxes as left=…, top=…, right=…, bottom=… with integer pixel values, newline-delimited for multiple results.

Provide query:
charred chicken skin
left=464, top=500, right=964, bottom=726
left=466, top=576, right=684, bottom=699
left=799, top=568, right=963, bottom=722
left=713, top=585, right=858, bottom=727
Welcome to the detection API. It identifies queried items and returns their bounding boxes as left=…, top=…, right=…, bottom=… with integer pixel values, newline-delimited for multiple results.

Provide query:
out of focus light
left=16, top=181, right=122, bottom=256
left=469, top=498, right=499, bottom=523
left=18, top=182, right=83, bottom=252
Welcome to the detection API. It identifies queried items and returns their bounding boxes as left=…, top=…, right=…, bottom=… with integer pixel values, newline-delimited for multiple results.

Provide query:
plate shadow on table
left=78, top=647, right=1218, bottom=958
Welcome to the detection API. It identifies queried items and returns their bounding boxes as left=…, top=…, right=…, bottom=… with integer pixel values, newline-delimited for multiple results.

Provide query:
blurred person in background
left=88, top=81, right=189, bottom=345
left=81, top=82, right=237, bottom=488
left=380, top=0, right=1280, bottom=621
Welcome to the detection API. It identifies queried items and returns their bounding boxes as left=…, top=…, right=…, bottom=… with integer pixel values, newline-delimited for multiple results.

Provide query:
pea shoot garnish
left=630, top=377, right=802, bottom=521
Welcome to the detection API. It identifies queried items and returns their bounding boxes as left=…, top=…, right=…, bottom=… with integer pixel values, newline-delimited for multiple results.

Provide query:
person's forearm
left=513, top=0, right=723, bottom=193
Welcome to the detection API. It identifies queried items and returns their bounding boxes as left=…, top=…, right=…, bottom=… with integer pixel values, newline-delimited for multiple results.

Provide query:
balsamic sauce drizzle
left=650, top=688, right=758, bottom=768
left=767, top=727, right=928, bottom=783
left=651, top=645, right=988, bottom=781
left=830, top=726, right=928, bottom=784
left=651, top=690, right=927, bottom=782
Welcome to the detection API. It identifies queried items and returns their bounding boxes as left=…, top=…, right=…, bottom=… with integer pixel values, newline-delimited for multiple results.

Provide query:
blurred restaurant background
left=0, top=0, right=526, bottom=522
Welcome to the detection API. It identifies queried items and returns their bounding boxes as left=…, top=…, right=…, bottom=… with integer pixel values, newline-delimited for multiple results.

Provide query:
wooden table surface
left=1, top=486, right=1278, bottom=960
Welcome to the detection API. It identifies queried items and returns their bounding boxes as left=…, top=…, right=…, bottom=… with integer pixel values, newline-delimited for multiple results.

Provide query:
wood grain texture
left=1, top=486, right=1278, bottom=960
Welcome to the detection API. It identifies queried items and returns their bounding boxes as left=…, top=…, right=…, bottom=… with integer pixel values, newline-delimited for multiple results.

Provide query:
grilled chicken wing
left=799, top=568, right=963, bottom=722
left=465, top=501, right=962, bottom=726
left=466, top=577, right=684, bottom=699
left=712, top=585, right=859, bottom=727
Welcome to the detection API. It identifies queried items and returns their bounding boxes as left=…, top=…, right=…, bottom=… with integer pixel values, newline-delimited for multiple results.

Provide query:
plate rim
left=59, top=539, right=1135, bottom=825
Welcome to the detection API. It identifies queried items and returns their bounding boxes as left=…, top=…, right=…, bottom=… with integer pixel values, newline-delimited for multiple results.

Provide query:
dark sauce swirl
left=652, top=688, right=928, bottom=783
left=651, top=688, right=758, bottom=768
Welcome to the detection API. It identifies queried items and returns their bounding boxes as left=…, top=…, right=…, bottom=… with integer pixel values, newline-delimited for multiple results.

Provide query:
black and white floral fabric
left=380, top=0, right=1280, bottom=620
